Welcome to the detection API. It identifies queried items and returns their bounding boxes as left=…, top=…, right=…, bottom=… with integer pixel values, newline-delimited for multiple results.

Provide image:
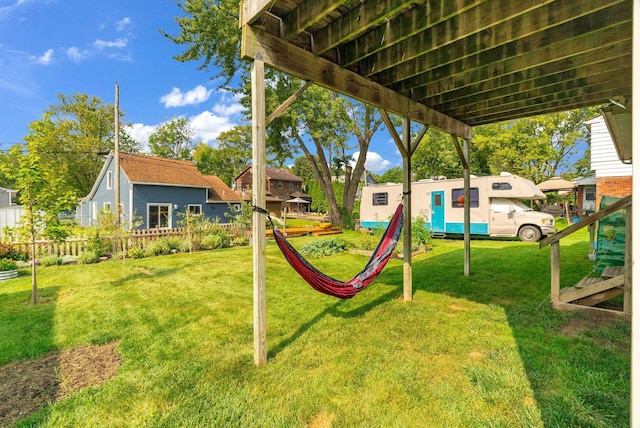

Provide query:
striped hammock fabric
left=271, top=203, right=404, bottom=299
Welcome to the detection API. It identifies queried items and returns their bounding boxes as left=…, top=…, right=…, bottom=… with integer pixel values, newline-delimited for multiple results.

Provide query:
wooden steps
left=560, top=268, right=625, bottom=308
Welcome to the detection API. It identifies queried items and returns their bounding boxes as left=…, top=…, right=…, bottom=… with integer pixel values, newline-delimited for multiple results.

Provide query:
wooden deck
left=266, top=226, right=343, bottom=238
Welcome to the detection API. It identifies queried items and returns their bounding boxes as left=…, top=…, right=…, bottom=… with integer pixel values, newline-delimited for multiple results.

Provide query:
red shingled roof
left=119, top=153, right=210, bottom=187
left=203, top=175, right=242, bottom=202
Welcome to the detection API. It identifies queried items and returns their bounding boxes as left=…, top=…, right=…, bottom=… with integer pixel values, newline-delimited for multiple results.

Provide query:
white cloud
left=0, top=0, right=28, bottom=20
left=189, top=111, right=235, bottom=145
left=160, top=85, right=213, bottom=108
left=115, top=17, right=132, bottom=32
left=94, top=38, right=128, bottom=50
left=212, top=102, right=243, bottom=116
left=66, top=46, right=88, bottom=62
left=351, top=151, right=391, bottom=173
left=33, top=48, right=53, bottom=65
left=125, top=123, right=156, bottom=149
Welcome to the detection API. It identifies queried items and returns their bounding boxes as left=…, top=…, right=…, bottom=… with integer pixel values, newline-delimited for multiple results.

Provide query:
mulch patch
left=0, top=342, right=120, bottom=426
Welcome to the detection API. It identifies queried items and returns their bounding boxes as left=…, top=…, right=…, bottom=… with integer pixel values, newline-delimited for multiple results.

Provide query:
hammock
left=260, top=203, right=404, bottom=299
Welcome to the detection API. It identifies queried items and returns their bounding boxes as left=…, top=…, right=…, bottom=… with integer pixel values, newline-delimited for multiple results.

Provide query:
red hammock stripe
left=272, top=203, right=404, bottom=299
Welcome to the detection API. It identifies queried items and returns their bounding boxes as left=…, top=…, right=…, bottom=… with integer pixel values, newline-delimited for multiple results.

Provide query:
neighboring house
left=587, top=116, right=632, bottom=209
left=573, top=176, right=596, bottom=217
left=0, top=187, right=16, bottom=207
left=233, top=166, right=306, bottom=214
left=77, top=153, right=242, bottom=229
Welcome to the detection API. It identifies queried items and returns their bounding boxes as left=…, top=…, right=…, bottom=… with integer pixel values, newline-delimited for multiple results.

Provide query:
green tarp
left=594, top=196, right=626, bottom=274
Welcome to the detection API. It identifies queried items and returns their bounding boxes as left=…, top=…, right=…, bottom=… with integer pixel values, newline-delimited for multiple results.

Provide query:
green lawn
left=0, top=229, right=630, bottom=427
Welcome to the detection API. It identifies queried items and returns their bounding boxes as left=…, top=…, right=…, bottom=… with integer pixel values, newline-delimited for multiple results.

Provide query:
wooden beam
left=282, top=0, right=347, bottom=40
left=463, top=139, right=470, bottom=276
left=402, top=116, right=412, bottom=301
left=450, top=135, right=468, bottom=170
left=311, top=0, right=419, bottom=55
left=360, top=0, right=558, bottom=77
left=425, top=43, right=631, bottom=113
left=540, top=195, right=632, bottom=248
left=550, top=242, right=560, bottom=304
left=380, top=108, right=406, bottom=157
left=251, top=54, right=267, bottom=366
left=265, top=80, right=313, bottom=126
left=338, top=0, right=486, bottom=67
left=241, top=25, right=472, bottom=140
left=386, top=6, right=630, bottom=94
left=240, top=0, right=274, bottom=27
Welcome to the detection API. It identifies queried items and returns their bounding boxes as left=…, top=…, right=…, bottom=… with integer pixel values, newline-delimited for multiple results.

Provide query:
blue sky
left=0, top=0, right=399, bottom=173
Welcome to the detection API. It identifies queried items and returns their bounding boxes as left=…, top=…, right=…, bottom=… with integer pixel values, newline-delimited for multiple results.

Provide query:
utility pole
left=114, top=82, right=121, bottom=226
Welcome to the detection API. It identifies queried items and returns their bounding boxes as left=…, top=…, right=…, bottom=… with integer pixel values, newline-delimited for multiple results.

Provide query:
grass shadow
left=408, top=239, right=630, bottom=427
left=268, top=288, right=398, bottom=359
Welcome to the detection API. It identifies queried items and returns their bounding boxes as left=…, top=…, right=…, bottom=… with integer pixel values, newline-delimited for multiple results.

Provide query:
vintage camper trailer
left=360, top=174, right=556, bottom=242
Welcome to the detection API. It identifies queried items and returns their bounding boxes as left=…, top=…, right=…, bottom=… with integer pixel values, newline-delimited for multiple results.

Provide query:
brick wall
left=595, top=176, right=632, bottom=209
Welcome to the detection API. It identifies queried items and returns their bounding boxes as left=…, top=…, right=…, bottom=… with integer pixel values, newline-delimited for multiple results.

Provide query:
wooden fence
left=3, top=224, right=240, bottom=258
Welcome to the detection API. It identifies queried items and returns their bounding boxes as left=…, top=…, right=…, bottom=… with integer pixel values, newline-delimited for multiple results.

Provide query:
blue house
left=77, top=152, right=242, bottom=229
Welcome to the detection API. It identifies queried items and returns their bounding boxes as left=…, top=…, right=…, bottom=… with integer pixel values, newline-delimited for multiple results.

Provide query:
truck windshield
left=490, top=198, right=533, bottom=213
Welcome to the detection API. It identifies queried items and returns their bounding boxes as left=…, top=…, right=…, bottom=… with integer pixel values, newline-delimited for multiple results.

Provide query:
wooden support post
left=463, top=139, right=471, bottom=276
left=402, top=117, right=412, bottom=301
left=550, top=242, right=560, bottom=305
left=251, top=54, right=267, bottom=365
left=624, top=206, right=632, bottom=314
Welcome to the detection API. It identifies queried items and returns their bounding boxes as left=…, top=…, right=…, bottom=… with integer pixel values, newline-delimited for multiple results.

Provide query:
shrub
left=128, top=247, right=145, bottom=259
left=144, top=239, right=172, bottom=257
left=78, top=251, right=100, bottom=264
left=40, top=255, right=64, bottom=267
left=202, top=233, right=231, bottom=249
left=0, top=242, right=29, bottom=262
left=300, top=238, right=348, bottom=258
left=232, top=236, right=249, bottom=247
left=0, top=258, right=18, bottom=271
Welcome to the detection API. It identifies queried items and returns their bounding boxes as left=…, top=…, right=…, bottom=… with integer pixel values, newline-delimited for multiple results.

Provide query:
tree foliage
left=22, top=93, right=139, bottom=198
left=166, top=2, right=385, bottom=227
left=1, top=146, right=77, bottom=303
left=192, top=125, right=252, bottom=185
left=148, top=117, right=195, bottom=160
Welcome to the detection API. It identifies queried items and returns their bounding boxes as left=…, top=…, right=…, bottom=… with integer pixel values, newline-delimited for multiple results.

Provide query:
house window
left=278, top=181, right=283, bottom=189
left=585, top=188, right=596, bottom=201
left=107, top=171, right=113, bottom=190
left=372, top=192, right=388, bottom=206
left=451, top=188, right=479, bottom=208
left=289, top=182, right=294, bottom=190
left=491, top=182, right=512, bottom=190
left=103, top=202, right=112, bottom=212
left=148, top=204, right=171, bottom=229
left=92, top=202, right=98, bottom=220
left=188, top=204, right=202, bottom=216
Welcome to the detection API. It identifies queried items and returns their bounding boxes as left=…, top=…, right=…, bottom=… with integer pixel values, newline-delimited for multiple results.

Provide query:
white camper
left=360, top=174, right=556, bottom=242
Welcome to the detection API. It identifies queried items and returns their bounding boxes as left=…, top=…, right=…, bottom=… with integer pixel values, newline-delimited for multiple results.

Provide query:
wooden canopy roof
left=240, top=0, right=632, bottom=139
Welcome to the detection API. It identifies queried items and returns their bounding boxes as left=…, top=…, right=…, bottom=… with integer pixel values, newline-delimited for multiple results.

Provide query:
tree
left=1, top=146, right=77, bottom=304
left=193, top=125, right=252, bottom=185
left=412, top=128, right=465, bottom=180
left=165, top=2, right=386, bottom=227
left=148, top=117, right=194, bottom=160
left=23, top=93, right=140, bottom=198
left=376, top=166, right=403, bottom=184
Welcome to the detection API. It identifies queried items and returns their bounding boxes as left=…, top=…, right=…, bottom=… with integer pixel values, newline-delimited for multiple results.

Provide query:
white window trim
left=107, top=171, right=113, bottom=190
left=147, top=203, right=172, bottom=229
left=187, top=204, right=203, bottom=216
left=103, top=202, right=112, bottom=212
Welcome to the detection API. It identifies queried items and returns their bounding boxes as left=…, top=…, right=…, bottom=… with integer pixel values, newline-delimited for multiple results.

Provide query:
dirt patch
left=0, top=342, right=121, bottom=426
left=558, top=312, right=624, bottom=337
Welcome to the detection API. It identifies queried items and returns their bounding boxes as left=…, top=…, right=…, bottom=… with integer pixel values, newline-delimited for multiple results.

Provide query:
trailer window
left=451, top=188, right=479, bottom=208
left=372, top=192, right=388, bottom=206
left=492, top=182, right=512, bottom=190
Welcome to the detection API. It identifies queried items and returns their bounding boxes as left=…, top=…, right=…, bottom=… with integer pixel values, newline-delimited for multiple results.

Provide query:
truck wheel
left=518, top=225, right=541, bottom=242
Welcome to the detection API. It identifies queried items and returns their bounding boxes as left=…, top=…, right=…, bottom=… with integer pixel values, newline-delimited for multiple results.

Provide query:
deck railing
left=539, top=195, right=631, bottom=316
